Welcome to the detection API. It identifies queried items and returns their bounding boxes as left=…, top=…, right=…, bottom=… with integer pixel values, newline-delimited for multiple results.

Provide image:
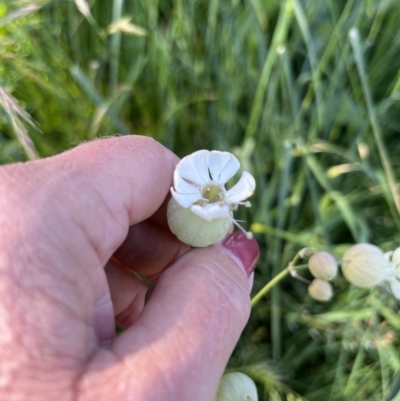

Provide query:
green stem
left=251, top=267, right=291, bottom=307
left=251, top=252, right=308, bottom=307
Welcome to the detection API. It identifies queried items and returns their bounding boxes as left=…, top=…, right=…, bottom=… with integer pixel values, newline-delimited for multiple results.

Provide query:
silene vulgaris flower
left=167, top=150, right=256, bottom=247
left=384, top=247, right=400, bottom=299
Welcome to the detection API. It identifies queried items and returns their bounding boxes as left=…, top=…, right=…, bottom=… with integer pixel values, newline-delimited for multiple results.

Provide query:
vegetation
left=1, top=0, right=400, bottom=399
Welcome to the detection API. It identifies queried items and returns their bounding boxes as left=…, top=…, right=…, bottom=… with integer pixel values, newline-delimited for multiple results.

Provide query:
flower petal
left=390, top=280, right=400, bottom=300
left=191, top=203, right=231, bottom=222
left=171, top=188, right=203, bottom=208
left=173, top=170, right=201, bottom=194
left=225, top=171, right=255, bottom=203
left=392, top=247, right=400, bottom=267
left=384, top=250, right=394, bottom=263
left=176, top=150, right=210, bottom=185
left=207, top=151, right=240, bottom=185
left=385, top=264, right=397, bottom=281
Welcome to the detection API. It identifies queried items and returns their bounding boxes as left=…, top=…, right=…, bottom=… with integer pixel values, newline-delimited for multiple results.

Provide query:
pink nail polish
left=222, top=232, right=260, bottom=278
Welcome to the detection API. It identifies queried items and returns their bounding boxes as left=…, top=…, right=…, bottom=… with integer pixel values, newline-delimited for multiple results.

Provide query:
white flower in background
left=341, top=243, right=400, bottom=300
left=341, top=243, right=388, bottom=288
left=167, top=150, right=255, bottom=247
left=383, top=247, right=400, bottom=299
left=216, top=372, right=258, bottom=401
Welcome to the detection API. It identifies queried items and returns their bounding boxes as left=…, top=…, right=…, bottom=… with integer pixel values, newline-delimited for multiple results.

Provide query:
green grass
left=1, top=0, right=400, bottom=399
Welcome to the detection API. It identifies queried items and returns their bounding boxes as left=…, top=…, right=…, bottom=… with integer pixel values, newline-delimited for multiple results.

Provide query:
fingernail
left=221, top=232, right=259, bottom=278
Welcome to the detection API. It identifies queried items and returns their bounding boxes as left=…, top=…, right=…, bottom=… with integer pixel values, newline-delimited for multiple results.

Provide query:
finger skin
left=0, top=136, right=181, bottom=399
left=0, top=136, right=180, bottom=340
left=105, top=218, right=190, bottom=329
left=78, top=243, right=253, bottom=401
left=0, top=136, right=179, bottom=266
left=113, top=219, right=190, bottom=277
left=0, top=136, right=259, bottom=401
left=50, top=136, right=180, bottom=264
left=105, top=259, right=148, bottom=328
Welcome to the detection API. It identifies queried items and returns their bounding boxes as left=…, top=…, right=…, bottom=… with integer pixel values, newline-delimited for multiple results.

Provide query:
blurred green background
left=1, top=0, right=400, bottom=399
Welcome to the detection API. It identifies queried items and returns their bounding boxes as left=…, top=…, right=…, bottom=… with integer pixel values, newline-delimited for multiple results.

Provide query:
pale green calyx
left=308, top=252, right=338, bottom=281
left=341, top=243, right=388, bottom=288
left=216, top=372, right=258, bottom=401
left=167, top=198, right=231, bottom=247
left=167, top=150, right=256, bottom=247
left=308, top=279, right=333, bottom=302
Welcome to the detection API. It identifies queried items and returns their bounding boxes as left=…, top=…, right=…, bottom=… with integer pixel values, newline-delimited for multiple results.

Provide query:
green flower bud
left=308, top=252, right=338, bottom=281
left=167, top=198, right=231, bottom=247
left=216, top=372, right=258, bottom=401
left=341, top=243, right=387, bottom=288
left=308, top=279, right=333, bottom=302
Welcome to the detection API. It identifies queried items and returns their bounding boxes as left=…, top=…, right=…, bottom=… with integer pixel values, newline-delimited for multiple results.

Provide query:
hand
left=0, top=136, right=259, bottom=401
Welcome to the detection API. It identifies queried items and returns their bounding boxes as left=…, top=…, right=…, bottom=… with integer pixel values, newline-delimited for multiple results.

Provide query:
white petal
left=385, top=264, right=396, bottom=281
left=207, top=151, right=240, bottom=185
left=191, top=203, right=231, bottom=221
left=173, top=170, right=201, bottom=194
left=390, top=280, right=400, bottom=300
left=392, top=247, right=400, bottom=266
left=225, top=171, right=256, bottom=203
left=384, top=251, right=394, bottom=263
left=176, top=150, right=210, bottom=185
left=171, top=188, right=202, bottom=208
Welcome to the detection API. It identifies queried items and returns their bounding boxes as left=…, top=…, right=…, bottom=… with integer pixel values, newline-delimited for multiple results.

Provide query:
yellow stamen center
left=201, top=185, right=224, bottom=203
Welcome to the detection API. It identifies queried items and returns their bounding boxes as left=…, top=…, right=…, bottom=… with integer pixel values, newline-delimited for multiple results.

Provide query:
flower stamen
left=230, top=216, right=253, bottom=239
left=201, top=184, right=224, bottom=203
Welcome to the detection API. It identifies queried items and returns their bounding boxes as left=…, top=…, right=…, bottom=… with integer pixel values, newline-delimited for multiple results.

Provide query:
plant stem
left=251, top=254, right=308, bottom=307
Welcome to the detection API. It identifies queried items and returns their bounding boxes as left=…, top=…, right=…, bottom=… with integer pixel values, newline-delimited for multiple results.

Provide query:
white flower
left=390, top=280, right=400, bottom=300
left=167, top=150, right=255, bottom=247
left=383, top=247, right=400, bottom=299
left=170, top=150, right=255, bottom=236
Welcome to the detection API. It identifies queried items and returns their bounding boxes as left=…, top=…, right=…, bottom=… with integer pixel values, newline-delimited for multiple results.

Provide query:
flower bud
left=216, top=372, right=258, bottom=401
left=341, top=243, right=387, bottom=288
left=308, top=279, right=333, bottom=302
left=308, top=252, right=338, bottom=281
left=167, top=198, right=231, bottom=247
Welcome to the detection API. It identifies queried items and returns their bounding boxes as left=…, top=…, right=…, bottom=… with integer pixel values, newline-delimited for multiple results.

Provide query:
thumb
left=79, top=232, right=259, bottom=401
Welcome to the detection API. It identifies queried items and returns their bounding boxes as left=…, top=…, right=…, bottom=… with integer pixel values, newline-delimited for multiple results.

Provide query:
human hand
left=0, top=136, right=259, bottom=401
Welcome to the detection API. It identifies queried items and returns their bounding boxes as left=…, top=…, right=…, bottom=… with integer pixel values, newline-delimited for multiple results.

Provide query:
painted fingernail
left=222, top=232, right=260, bottom=278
